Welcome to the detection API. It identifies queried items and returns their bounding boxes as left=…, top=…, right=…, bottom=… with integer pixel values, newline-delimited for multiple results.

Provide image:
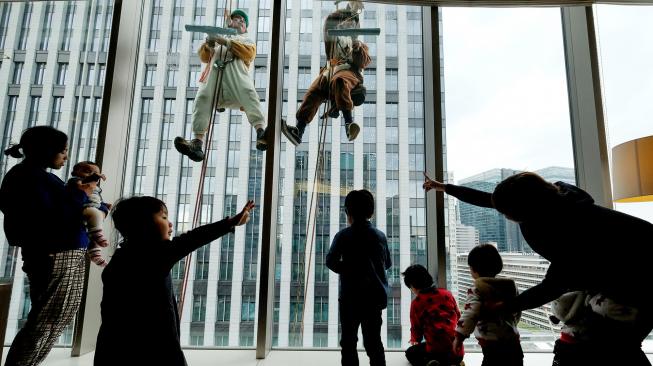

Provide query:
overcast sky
left=440, top=5, right=653, bottom=222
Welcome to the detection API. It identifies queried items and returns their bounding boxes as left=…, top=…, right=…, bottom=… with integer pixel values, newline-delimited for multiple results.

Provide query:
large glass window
left=272, top=1, right=426, bottom=350
left=442, top=7, right=573, bottom=351
left=4, top=0, right=649, bottom=360
left=0, top=0, right=113, bottom=348
left=595, top=4, right=653, bottom=347
left=117, top=1, right=271, bottom=348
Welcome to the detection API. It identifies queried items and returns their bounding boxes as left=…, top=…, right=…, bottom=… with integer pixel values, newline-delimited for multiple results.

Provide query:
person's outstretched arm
left=507, top=265, right=566, bottom=312
left=423, top=172, right=493, bottom=208
left=163, top=200, right=254, bottom=267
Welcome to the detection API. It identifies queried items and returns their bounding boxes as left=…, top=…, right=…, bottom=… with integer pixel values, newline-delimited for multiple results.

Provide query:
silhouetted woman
left=1, top=126, right=93, bottom=365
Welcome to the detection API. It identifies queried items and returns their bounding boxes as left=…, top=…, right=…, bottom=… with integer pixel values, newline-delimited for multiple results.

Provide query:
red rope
left=178, top=0, right=233, bottom=319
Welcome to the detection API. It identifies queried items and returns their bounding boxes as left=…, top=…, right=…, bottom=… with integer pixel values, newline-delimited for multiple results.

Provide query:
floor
left=3, top=347, right=653, bottom=365
left=2, top=347, right=553, bottom=366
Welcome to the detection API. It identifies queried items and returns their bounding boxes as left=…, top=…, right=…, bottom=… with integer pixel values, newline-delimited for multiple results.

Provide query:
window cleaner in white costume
left=175, top=9, right=268, bottom=162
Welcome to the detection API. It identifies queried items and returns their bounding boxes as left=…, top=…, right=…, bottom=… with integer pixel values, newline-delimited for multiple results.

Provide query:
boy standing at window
left=403, top=264, right=464, bottom=366
left=327, top=189, right=391, bottom=366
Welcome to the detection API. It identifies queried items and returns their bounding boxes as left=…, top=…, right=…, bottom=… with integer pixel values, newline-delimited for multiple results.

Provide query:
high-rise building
left=0, top=0, right=114, bottom=345
left=0, top=0, right=436, bottom=349
left=456, top=167, right=574, bottom=253
left=455, top=224, right=478, bottom=254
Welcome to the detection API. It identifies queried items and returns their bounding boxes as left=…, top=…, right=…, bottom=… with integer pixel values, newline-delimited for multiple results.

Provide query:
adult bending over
left=424, top=171, right=653, bottom=365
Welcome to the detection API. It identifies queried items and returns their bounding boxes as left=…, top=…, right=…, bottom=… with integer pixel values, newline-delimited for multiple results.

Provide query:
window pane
left=274, top=2, right=426, bottom=350
left=118, top=0, right=268, bottom=348
left=442, top=7, right=573, bottom=352
left=0, top=0, right=113, bottom=348
left=596, top=4, right=653, bottom=346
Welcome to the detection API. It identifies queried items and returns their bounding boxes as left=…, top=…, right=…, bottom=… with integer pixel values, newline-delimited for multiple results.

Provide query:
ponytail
left=4, top=144, right=23, bottom=159
left=6, top=126, right=68, bottom=164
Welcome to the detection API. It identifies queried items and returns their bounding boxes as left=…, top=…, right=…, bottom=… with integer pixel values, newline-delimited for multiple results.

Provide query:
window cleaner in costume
left=175, top=9, right=268, bottom=162
left=281, top=6, right=372, bottom=146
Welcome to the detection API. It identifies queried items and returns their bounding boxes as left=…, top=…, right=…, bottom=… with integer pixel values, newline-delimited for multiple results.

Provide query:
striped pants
left=4, top=249, right=86, bottom=366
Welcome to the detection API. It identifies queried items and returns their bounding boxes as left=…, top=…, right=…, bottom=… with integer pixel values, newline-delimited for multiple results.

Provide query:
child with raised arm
left=403, top=264, right=464, bottom=366
left=453, top=244, right=522, bottom=366
left=94, top=197, right=254, bottom=366
left=326, top=189, right=391, bottom=366
left=67, top=161, right=110, bottom=267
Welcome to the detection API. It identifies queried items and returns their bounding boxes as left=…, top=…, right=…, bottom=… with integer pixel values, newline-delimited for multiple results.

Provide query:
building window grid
left=148, top=0, right=162, bottom=51
left=101, top=5, right=113, bottom=52
left=98, top=65, right=106, bottom=86
left=188, top=65, right=200, bottom=88
left=144, top=65, right=156, bottom=87
left=38, top=2, right=54, bottom=50
left=133, top=99, right=152, bottom=195
left=17, top=3, right=32, bottom=50
left=216, top=295, right=231, bottom=322
left=50, top=97, right=63, bottom=129
left=1, top=96, right=18, bottom=176
left=314, top=296, right=328, bottom=323
left=155, top=99, right=175, bottom=199
left=166, top=69, right=178, bottom=87
left=34, top=63, right=46, bottom=85
left=192, top=294, right=207, bottom=322
left=90, top=4, right=103, bottom=51
left=60, top=3, right=76, bottom=51
left=56, top=63, right=68, bottom=85
left=86, top=65, right=95, bottom=86
left=241, top=295, right=256, bottom=322
left=169, top=0, right=183, bottom=53
left=0, top=3, right=11, bottom=49
left=195, top=245, right=210, bottom=280
left=28, top=97, right=40, bottom=128
left=12, top=62, right=23, bottom=85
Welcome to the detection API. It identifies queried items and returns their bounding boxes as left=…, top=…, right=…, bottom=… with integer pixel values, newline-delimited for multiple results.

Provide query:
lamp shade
left=612, top=135, right=653, bottom=203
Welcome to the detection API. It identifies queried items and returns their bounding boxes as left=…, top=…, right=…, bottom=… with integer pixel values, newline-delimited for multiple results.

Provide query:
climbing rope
left=178, top=0, right=234, bottom=319
left=293, top=2, right=364, bottom=340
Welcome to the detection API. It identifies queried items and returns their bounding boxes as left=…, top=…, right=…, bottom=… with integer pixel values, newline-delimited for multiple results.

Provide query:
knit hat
left=231, top=9, right=249, bottom=28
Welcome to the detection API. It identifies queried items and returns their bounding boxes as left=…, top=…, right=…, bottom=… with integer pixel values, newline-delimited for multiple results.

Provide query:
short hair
left=344, top=189, right=374, bottom=222
left=402, top=264, right=434, bottom=290
left=112, top=196, right=167, bottom=245
left=492, top=172, right=560, bottom=221
left=4, top=126, right=68, bottom=165
left=468, top=244, right=503, bottom=277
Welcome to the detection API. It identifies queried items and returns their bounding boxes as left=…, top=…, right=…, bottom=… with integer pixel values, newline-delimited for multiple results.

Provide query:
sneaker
left=281, top=119, right=303, bottom=146
left=174, top=137, right=205, bottom=162
left=345, top=122, right=360, bottom=141
left=256, top=128, right=268, bottom=151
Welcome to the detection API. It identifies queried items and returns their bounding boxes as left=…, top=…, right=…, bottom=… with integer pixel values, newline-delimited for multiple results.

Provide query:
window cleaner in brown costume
left=175, top=9, right=268, bottom=162
left=282, top=5, right=372, bottom=146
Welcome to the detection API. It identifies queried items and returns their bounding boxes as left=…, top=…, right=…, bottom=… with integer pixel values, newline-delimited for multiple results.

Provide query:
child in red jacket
left=403, top=264, right=464, bottom=366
